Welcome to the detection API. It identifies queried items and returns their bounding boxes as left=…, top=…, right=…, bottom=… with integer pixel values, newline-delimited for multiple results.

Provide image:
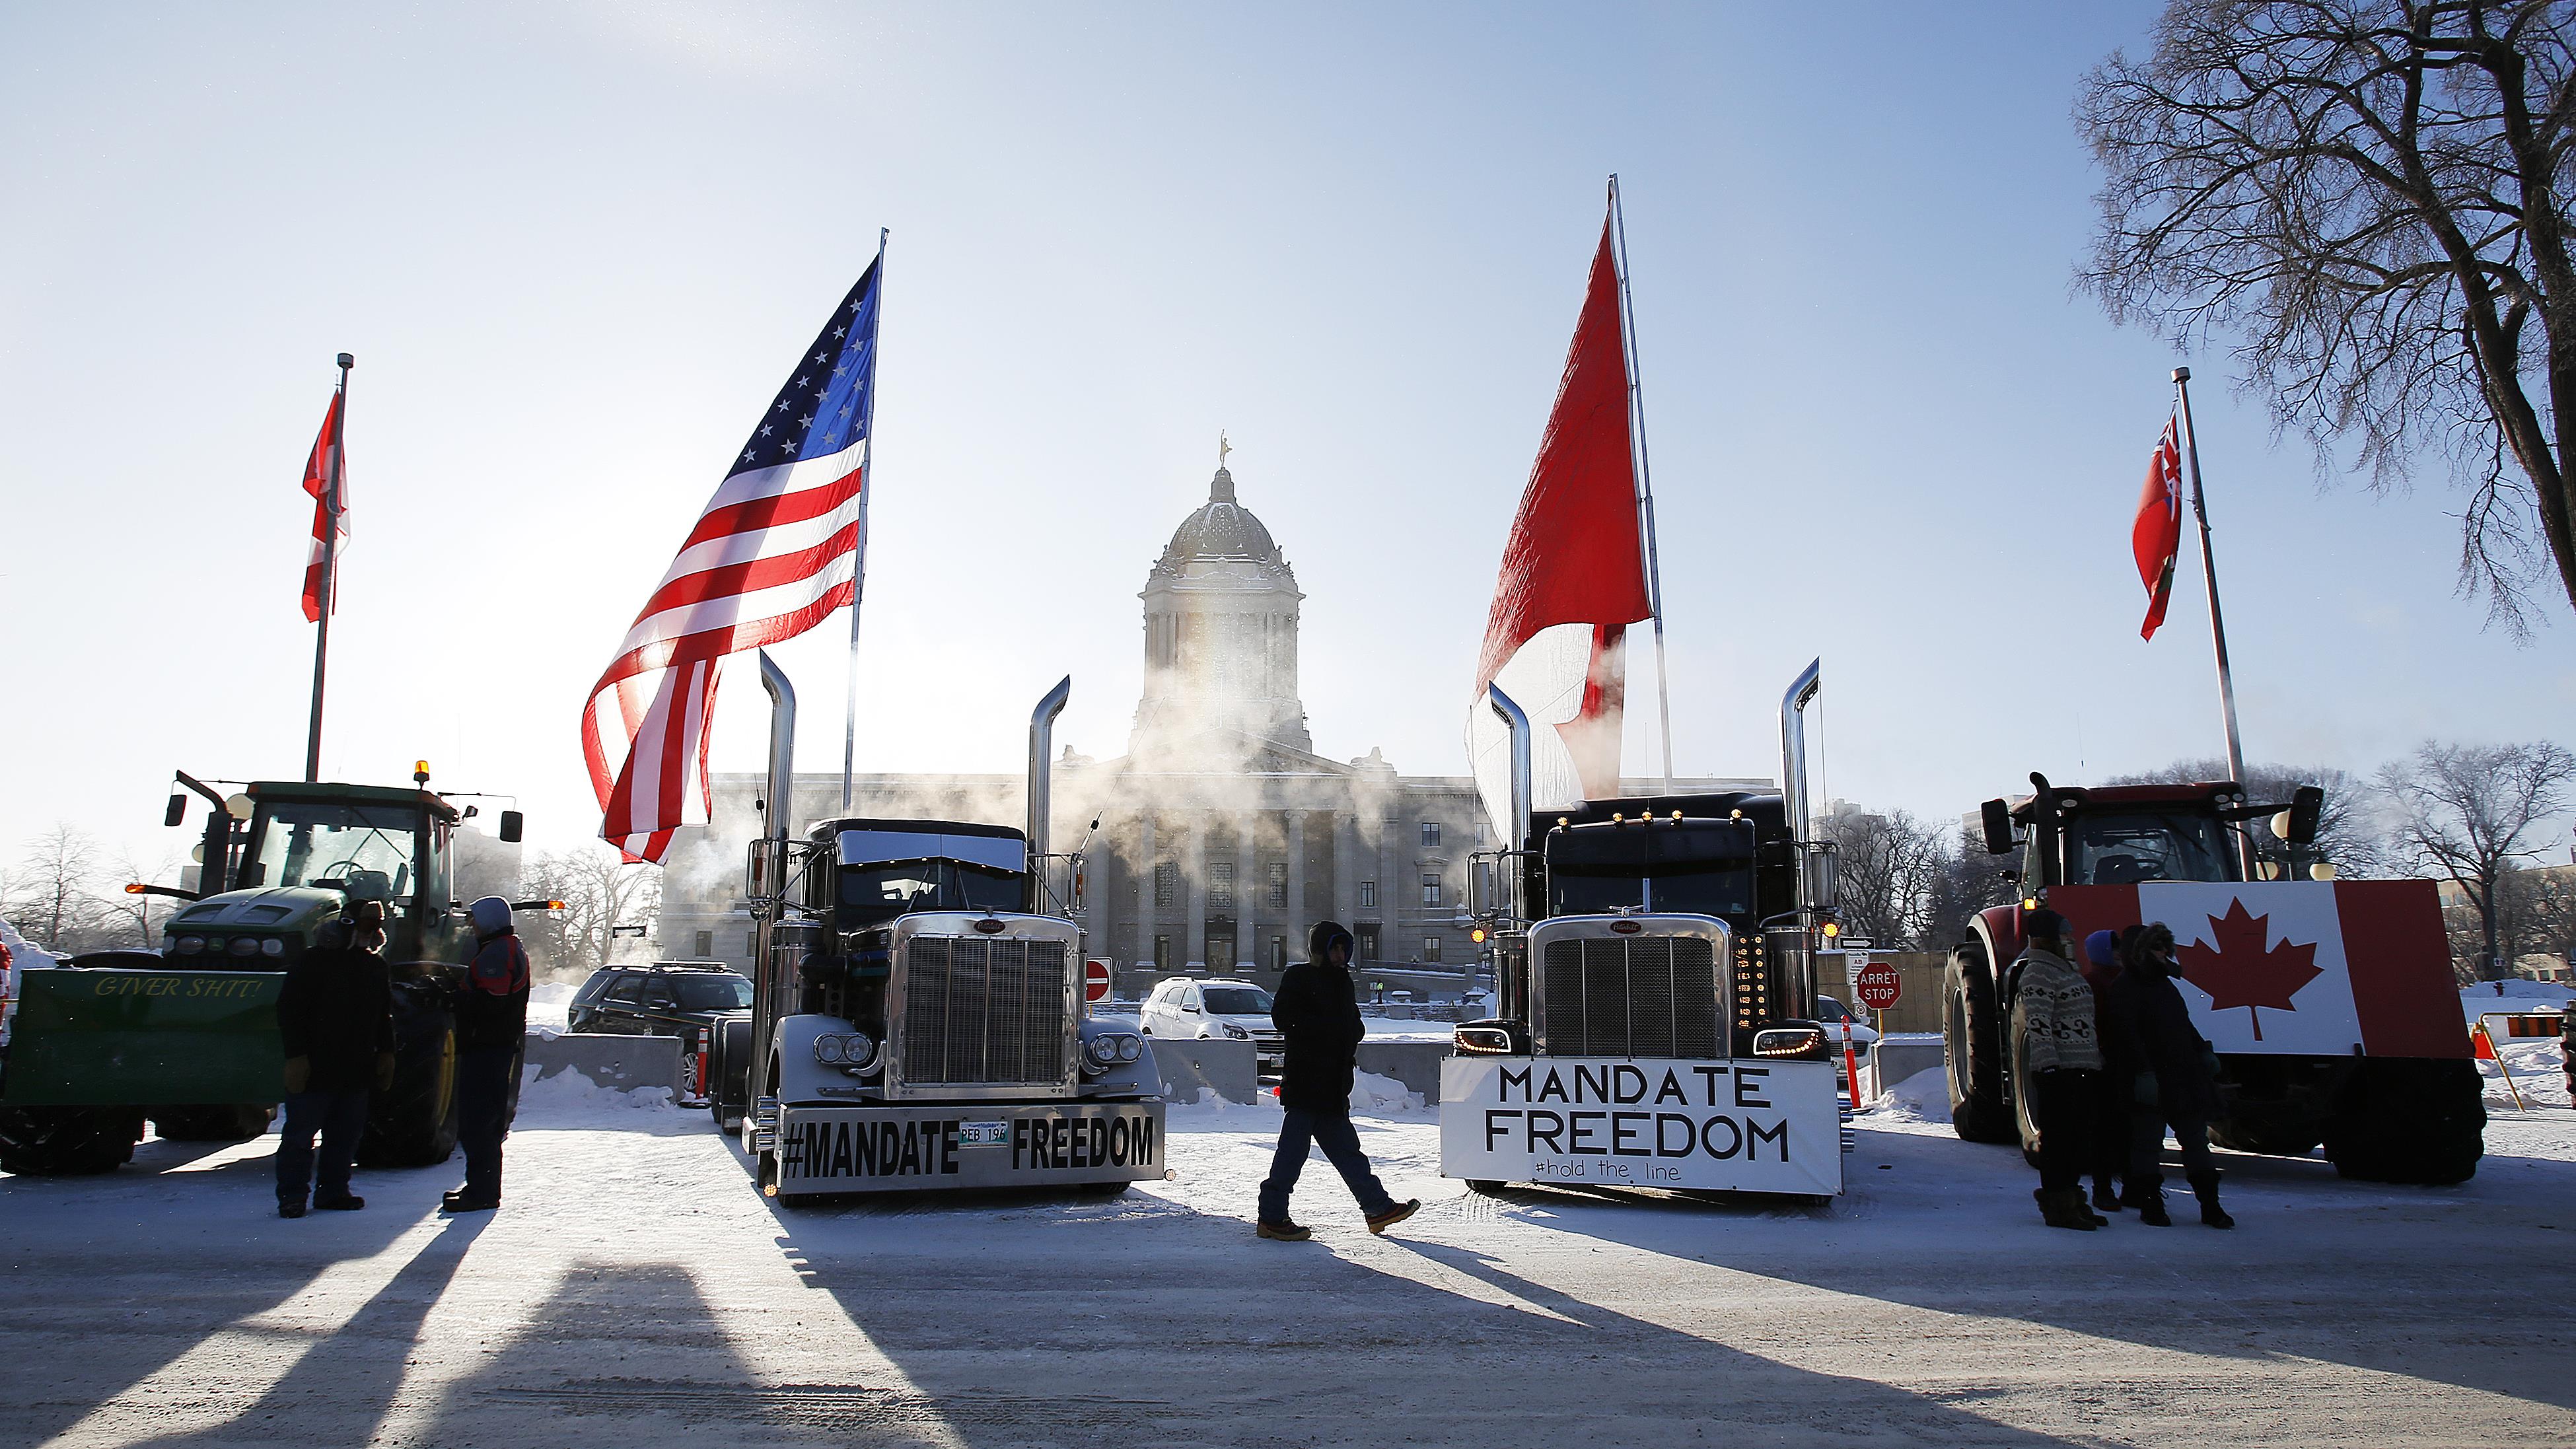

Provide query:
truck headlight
left=260, top=938, right=285, bottom=957
left=843, top=1031, right=877, bottom=1071
left=1456, top=1026, right=1515, bottom=1055
left=1752, top=1026, right=1828, bottom=1060
left=1116, top=1034, right=1143, bottom=1062
left=815, top=1034, right=847, bottom=1065
left=227, top=937, right=260, bottom=958
left=1089, top=1036, right=1123, bottom=1065
left=175, top=936, right=204, bottom=954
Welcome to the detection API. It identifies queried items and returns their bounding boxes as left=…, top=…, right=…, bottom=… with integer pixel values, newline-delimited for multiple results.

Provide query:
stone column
left=1236, top=806, right=1260, bottom=972
left=1185, top=813, right=1206, bottom=969
left=1333, top=808, right=1357, bottom=939
left=1287, top=807, right=1307, bottom=947
left=1135, top=813, right=1156, bottom=968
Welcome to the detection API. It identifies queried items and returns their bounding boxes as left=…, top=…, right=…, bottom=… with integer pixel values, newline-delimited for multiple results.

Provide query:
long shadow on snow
left=1471, top=1119, right=2576, bottom=1412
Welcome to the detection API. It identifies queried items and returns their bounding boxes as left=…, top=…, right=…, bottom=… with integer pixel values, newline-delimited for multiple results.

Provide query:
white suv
left=1140, top=977, right=1285, bottom=1079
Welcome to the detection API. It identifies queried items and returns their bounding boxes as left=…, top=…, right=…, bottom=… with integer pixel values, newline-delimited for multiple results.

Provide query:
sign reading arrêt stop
left=1853, top=960, right=1903, bottom=1012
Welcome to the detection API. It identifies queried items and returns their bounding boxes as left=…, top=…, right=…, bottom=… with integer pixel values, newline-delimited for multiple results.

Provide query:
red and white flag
left=583, top=261, right=882, bottom=863
left=300, top=391, right=348, bottom=623
left=1468, top=209, right=1651, bottom=831
left=2131, top=417, right=2183, bottom=641
left=2052, top=882, right=2472, bottom=1058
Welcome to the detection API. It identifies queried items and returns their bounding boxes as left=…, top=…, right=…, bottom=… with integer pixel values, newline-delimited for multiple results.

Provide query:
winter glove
left=282, top=1056, right=311, bottom=1094
left=375, top=1051, right=398, bottom=1092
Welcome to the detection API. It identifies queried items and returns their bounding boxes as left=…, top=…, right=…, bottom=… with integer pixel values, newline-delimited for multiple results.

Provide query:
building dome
left=1159, top=467, right=1279, bottom=564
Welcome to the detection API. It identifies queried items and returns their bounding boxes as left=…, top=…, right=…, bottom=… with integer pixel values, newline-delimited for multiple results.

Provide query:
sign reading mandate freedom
left=1439, top=1057, right=1843, bottom=1196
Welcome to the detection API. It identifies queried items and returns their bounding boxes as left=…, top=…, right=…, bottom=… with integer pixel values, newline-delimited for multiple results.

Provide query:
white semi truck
left=711, top=657, right=1166, bottom=1200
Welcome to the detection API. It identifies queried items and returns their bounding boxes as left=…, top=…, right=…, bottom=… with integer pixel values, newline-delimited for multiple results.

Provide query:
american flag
left=584, top=262, right=882, bottom=862
left=300, top=389, right=348, bottom=623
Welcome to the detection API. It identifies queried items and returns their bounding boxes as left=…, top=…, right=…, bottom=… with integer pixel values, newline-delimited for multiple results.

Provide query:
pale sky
left=5, top=2, right=2570, bottom=883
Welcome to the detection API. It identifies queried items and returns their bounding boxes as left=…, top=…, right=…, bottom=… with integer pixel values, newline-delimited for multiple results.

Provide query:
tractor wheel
left=358, top=979, right=460, bottom=1168
left=150, top=1105, right=275, bottom=1142
left=2324, top=1058, right=2486, bottom=1185
left=2207, top=1113, right=2322, bottom=1158
left=0, top=1106, right=146, bottom=1176
left=1943, top=945, right=2013, bottom=1144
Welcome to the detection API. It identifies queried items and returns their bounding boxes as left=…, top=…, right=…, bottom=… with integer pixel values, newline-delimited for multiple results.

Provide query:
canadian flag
left=2052, top=881, right=2471, bottom=1059
left=1467, top=207, right=1651, bottom=831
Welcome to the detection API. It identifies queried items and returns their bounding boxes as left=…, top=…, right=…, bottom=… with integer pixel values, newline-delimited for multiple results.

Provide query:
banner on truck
left=1439, top=1057, right=1842, bottom=1196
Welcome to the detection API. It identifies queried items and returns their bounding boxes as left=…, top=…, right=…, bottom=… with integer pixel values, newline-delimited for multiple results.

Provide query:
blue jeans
left=275, top=1088, right=370, bottom=1205
left=1258, top=1107, right=1395, bottom=1223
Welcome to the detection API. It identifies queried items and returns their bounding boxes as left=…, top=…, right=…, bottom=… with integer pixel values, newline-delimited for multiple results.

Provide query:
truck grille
left=1538, top=936, right=1721, bottom=1057
left=900, top=937, right=1069, bottom=1086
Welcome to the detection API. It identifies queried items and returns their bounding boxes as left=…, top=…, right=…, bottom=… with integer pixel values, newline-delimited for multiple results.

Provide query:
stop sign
left=1854, top=960, right=1902, bottom=1012
left=1084, top=959, right=1112, bottom=1004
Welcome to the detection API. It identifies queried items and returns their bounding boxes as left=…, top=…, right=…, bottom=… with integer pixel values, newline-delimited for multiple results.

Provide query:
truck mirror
left=498, top=810, right=524, bottom=843
left=1979, top=799, right=2014, bottom=855
left=2285, top=787, right=2323, bottom=846
left=1468, top=860, right=1492, bottom=917
left=164, top=793, right=187, bottom=828
left=1808, top=845, right=1840, bottom=911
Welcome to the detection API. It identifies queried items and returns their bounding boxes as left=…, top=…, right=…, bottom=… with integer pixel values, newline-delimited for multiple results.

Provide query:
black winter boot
left=2034, top=1188, right=2098, bottom=1230
left=2091, top=1179, right=2122, bottom=1214
left=2191, top=1174, right=2234, bottom=1229
left=2128, top=1186, right=2172, bottom=1226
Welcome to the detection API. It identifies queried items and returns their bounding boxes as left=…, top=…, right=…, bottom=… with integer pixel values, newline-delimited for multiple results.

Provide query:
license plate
left=958, top=1119, right=1010, bottom=1148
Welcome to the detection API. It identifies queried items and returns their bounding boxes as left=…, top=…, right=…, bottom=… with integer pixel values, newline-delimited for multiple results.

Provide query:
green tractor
left=0, top=771, right=539, bottom=1176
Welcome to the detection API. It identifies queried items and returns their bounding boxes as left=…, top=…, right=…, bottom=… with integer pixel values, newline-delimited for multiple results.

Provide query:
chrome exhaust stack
left=1026, top=676, right=1071, bottom=911
left=1486, top=684, right=1532, bottom=924
left=760, top=649, right=797, bottom=853
left=1779, top=657, right=1822, bottom=917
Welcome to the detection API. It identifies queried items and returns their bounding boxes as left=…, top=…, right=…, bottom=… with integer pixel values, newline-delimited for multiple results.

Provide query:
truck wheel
left=1943, top=946, right=2013, bottom=1144
left=150, top=1105, right=275, bottom=1142
left=2324, top=1057, right=2486, bottom=1185
left=358, top=979, right=460, bottom=1168
left=1466, top=1179, right=1507, bottom=1195
left=0, top=1106, right=146, bottom=1176
left=712, top=1017, right=753, bottom=1128
left=2207, top=1114, right=2322, bottom=1158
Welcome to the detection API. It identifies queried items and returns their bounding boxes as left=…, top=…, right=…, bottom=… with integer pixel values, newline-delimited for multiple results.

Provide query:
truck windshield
left=838, top=860, right=1023, bottom=925
left=2068, top=811, right=2236, bottom=884
left=241, top=802, right=418, bottom=895
left=1550, top=864, right=1755, bottom=918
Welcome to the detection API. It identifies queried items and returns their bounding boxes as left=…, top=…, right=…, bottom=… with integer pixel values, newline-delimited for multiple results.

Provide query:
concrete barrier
left=1148, top=1036, right=1259, bottom=1106
left=524, top=1032, right=683, bottom=1094
left=1863, top=1036, right=1945, bottom=1102
left=1355, top=1041, right=1450, bottom=1105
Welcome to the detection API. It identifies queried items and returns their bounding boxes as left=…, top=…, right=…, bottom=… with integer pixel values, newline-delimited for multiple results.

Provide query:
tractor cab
left=1976, top=774, right=2324, bottom=890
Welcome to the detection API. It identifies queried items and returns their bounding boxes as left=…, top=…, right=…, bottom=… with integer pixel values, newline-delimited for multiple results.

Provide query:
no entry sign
left=1853, top=960, right=1902, bottom=1012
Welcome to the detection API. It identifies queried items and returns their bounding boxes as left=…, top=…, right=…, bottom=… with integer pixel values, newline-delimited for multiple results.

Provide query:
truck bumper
left=773, top=1100, right=1167, bottom=1197
left=1, top=968, right=285, bottom=1107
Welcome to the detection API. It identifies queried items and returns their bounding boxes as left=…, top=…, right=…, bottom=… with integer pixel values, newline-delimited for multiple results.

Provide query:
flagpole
left=843, top=229, right=888, bottom=812
left=304, top=351, right=351, bottom=785
left=2172, top=365, right=2249, bottom=817
left=1608, top=174, right=1675, bottom=792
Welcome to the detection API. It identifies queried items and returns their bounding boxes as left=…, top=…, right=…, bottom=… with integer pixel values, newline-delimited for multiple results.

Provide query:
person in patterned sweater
left=2011, top=909, right=2105, bottom=1231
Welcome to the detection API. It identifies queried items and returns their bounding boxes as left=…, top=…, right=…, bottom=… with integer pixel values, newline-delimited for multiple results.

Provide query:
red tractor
left=1943, top=773, right=2484, bottom=1185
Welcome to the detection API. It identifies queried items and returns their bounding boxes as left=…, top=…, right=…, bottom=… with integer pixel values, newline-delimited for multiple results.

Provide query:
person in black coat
left=1255, top=921, right=1419, bottom=1240
left=445, top=896, right=529, bottom=1213
left=2104, top=922, right=2233, bottom=1228
left=273, top=901, right=394, bottom=1217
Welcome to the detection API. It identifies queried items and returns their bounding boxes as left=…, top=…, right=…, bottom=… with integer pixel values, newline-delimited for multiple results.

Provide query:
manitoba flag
left=300, top=390, right=348, bottom=623
left=583, top=262, right=882, bottom=863
left=2132, top=417, right=2183, bottom=641
left=1467, top=207, right=1651, bottom=833
left=2052, top=881, right=2472, bottom=1058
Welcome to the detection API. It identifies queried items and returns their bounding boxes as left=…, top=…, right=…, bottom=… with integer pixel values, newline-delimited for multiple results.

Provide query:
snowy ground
left=5, top=1054, right=2575, bottom=1447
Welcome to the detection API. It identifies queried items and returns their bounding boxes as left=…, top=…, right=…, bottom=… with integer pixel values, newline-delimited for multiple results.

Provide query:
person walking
left=1256, top=921, right=1419, bottom=1241
left=2080, top=927, right=2131, bottom=1213
left=274, top=900, right=394, bottom=1219
left=2106, top=922, right=2233, bottom=1228
left=444, top=896, right=528, bottom=1214
left=2009, top=909, right=2105, bottom=1230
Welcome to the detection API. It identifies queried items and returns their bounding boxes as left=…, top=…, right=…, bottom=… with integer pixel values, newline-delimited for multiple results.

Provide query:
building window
left=1208, top=861, right=1236, bottom=910
left=1356, top=924, right=1380, bottom=960
left=1421, top=873, right=1443, bottom=907
left=1421, top=820, right=1440, bottom=848
left=692, top=930, right=713, bottom=956
left=1359, top=879, right=1377, bottom=909
left=1154, top=861, right=1177, bottom=909
left=1270, top=935, right=1287, bottom=971
left=1266, top=862, right=1288, bottom=909
left=1423, top=937, right=1443, bottom=964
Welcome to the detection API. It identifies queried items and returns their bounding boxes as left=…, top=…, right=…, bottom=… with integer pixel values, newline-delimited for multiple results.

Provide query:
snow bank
left=2461, top=981, right=2573, bottom=1020
left=515, top=1065, right=675, bottom=1125
left=1350, top=1069, right=1424, bottom=1112
left=525, top=981, right=576, bottom=1035
left=1871, top=1066, right=1953, bottom=1127
left=1363, top=1018, right=1454, bottom=1041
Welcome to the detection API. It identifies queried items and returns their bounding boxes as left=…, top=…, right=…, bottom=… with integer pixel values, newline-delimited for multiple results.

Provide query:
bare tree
left=1820, top=807, right=1952, bottom=949
left=520, top=845, right=662, bottom=977
left=2081, top=1, right=2576, bottom=628
left=102, top=849, right=182, bottom=949
left=2379, top=738, right=2576, bottom=976
left=5, top=825, right=107, bottom=952
left=1925, top=825, right=2022, bottom=948
left=2104, top=758, right=2392, bottom=874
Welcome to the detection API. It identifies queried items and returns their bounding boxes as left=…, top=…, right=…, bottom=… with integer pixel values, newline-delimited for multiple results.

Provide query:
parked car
left=1140, top=976, right=1285, bottom=1079
left=1814, top=994, right=1881, bottom=1056
left=567, top=961, right=752, bottom=1040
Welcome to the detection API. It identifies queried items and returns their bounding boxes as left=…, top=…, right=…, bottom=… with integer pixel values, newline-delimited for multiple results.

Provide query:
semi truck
left=709, top=655, right=1166, bottom=1201
left=1439, top=661, right=1853, bottom=1201
left=1943, top=772, right=2484, bottom=1184
left=0, top=769, right=538, bottom=1176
